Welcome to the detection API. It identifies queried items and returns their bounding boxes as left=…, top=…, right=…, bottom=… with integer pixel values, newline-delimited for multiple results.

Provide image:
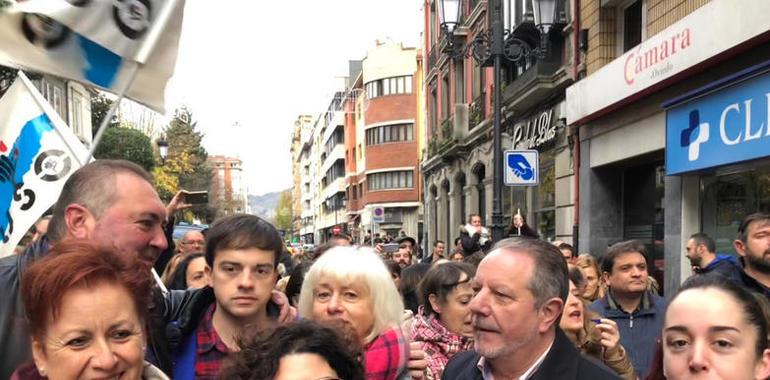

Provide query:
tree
left=273, top=190, right=294, bottom=236
left=93, top=127, right=155, bottom=172
left=153, top=107, right=214, bottom=222
left=91, top=93, right=119, bottom=138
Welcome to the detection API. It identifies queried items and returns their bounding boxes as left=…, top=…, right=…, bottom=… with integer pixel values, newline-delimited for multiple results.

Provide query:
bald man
left=179, top=230, right=205, bottom=255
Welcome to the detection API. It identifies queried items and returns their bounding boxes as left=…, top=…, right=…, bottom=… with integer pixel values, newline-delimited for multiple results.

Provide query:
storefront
left=567, top=0, right=770, bottom=294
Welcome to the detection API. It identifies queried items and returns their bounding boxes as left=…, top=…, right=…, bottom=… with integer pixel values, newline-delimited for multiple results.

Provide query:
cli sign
left=666, top=69, right=770, bottom=175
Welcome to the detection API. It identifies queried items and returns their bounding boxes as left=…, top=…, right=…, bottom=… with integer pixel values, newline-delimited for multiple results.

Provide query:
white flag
left=0, top=72, right=88, bottom=258
left=0, top=0, right=185, bottom=113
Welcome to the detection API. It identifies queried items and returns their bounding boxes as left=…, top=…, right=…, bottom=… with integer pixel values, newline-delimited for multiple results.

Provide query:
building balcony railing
left=428, top=44, right=438, bottom=72
left=469, top=91, right=485, bottom=131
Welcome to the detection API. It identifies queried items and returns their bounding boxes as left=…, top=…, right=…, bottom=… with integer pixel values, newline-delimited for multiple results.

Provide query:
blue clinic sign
left=666, top=69, right=770, bottom=175
left=504, top=150, right=539, bottom=186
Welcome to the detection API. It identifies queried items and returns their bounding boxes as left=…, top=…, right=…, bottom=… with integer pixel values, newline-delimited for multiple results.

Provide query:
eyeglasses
left=181, top=240, right=204, bottom=246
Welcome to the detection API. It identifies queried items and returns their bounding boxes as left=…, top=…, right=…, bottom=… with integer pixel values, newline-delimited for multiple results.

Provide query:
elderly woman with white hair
left=299, top=246, right=409, bottom=380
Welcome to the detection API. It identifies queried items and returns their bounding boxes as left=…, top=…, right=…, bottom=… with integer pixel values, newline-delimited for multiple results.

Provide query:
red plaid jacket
left=363, top=327, right=409, bottom=380
left=408, top=308, right=474, bottom=380
left=194, top=304, right=230, bottom=379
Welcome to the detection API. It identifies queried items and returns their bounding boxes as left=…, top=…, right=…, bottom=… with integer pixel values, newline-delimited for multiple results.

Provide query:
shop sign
left=666, top=69, right=770, bottom=175
left=512, top=109, right=557, bottom=150
left=566, top=0, right=770, bottom=125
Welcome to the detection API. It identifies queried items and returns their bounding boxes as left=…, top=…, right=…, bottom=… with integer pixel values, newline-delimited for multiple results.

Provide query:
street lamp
left=437, top=0, right=558, bottom=243
left=156, top=135, right=168, bottom=164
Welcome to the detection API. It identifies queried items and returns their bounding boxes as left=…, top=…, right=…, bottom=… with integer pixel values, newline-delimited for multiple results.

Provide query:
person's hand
left=595, top=318, right=621, bottom=355
left=271, top=289, right=297, bottom=324
left=166, top=190, right=192, bottom=216
left=407, top=341, right=427, bottom=379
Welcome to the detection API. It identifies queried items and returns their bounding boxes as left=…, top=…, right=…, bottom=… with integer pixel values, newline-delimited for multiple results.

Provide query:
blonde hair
left=575, top=253, right=605, bottom=301
left=298, top=246, right=404, bottom=343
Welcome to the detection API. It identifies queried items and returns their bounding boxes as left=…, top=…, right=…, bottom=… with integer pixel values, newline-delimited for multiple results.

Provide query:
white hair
left=298, top=246, right=404, bottom=343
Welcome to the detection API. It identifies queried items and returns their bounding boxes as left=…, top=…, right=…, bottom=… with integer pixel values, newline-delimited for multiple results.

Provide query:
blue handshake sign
left=504, top=150, right=539, bottom=186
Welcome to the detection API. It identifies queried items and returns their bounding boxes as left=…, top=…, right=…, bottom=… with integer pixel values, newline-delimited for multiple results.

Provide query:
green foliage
left=273, top=190, right=294, bottom=233
left=91, top=93, right=118, bottom=137
left=93, top=127, right=155, bottom=172
left=152, top=107, right=214, bottom=222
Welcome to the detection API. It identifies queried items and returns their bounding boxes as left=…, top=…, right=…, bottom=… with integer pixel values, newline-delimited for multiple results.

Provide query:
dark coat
left=442, top=328, right=620, bottom=380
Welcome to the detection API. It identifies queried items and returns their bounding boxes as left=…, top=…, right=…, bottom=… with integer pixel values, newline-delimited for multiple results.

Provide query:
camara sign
left=666, top=68, right=770, bottom=175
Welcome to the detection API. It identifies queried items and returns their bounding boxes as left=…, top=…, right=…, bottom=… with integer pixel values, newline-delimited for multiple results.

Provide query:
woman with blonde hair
left=298, top=246, right=408, bottom=380
left=575, top=253, right=605, bottom=301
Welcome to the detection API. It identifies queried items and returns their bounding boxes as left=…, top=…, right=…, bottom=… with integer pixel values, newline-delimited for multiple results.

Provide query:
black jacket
left=459, top=227, right=491, bottom=257
left=442, top=329, right=620, bottom=380
left=0, top=236, right=49, bottom=380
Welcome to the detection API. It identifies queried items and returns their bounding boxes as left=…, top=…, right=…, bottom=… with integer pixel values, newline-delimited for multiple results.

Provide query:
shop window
left=702, top=166, right=770, bottom=254
left=622, top=161, right=665, bottom=287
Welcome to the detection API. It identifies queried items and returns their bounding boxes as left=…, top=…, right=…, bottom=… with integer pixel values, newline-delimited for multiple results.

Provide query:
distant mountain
left=248, top=191, right=283, bottom=219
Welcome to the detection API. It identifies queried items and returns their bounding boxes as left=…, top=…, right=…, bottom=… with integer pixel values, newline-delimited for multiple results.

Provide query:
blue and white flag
left=0, top=0, right=184, bottom=113
left=0, top=72, right=88, bottom=258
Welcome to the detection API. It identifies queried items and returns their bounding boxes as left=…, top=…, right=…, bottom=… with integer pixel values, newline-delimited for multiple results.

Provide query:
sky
left=164, top=1, right=423, bottom=196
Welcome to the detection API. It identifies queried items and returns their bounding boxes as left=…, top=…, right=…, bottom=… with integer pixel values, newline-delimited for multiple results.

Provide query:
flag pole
left=84, top=61, right=141, bottom=164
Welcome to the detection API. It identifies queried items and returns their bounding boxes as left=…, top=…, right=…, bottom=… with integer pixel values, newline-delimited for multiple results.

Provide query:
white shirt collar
left=476, top=340, right=554, bottom=380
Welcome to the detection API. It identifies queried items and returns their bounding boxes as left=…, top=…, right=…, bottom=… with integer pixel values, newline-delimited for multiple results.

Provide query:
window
left=365, top=124, right=414, bottom=146
left=442, top=72, right=451, bottom=121
left=504, top=0, right=534, bottom=30
left=364, top=75, right=413, bottom=99
left=455, top=59, right=465, bottom=104
left=367, top=170, right=414, bottom=191
left=619, top=0, right=644, bottom=53
left=534, top=151, right=556, bottom=241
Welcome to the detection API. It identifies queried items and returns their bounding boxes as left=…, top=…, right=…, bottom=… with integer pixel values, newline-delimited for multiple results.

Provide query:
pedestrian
left=662, top=275, right=770, bottom=380
left=421, top=240, right=446, bottom=264
left=589, top=240, right=666, bottom=379
left=400, top=262, right=431, bottom=315
left=393, top=242, right=414, bottom=269
left=560, top=266, right=636, bottom=379
left=506, top=213, right=539, bottom=239
left=218, top=320, right=365, bottom=380
left=575, top=253, right=605, bottom=301
left=12, top=240, right=167, bottom=380
left=408, top=262, right=475, bottom=380
left=165, top=214, right=285, bottom=379
left=459, top=214, right=491, bottom=256
left=734, top=213, right=770, bottom=298
left=685, top=232, right=742, bottom=282
left=442, top=237, right=619, bottom=380
left=166, top=252, right=209, bottom=290
left=299, top=246, right=409, bottom=380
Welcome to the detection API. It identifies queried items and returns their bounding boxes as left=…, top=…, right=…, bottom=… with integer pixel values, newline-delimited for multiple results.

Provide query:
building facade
left=567, top=0, right=770, bottom=294
left=290, top=115, right=314, bottom=238
left=208, top=155, right=248, bottom=215
left=421, top=0, right=576, bottom=252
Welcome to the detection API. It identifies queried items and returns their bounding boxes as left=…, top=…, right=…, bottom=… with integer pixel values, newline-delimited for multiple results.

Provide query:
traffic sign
left=372, top=206, right=385, bottom=223
left=504, top=150, right=539, bottom=186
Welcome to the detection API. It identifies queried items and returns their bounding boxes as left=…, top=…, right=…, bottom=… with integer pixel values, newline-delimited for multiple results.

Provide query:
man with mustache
left=442, top=238, right=618, bottom=380
left=589, top=240, right=665, bottom=380
left=734, top=213, right=770, bottom=298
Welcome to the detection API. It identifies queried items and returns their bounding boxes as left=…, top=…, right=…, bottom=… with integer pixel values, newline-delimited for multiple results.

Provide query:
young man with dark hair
left=589, top=240, right=665, bottom=379
left=169, top=213, right=284, bottom=379
left=421, top=240, right=445, bottom=264
left=558, top=243, right=575, bottom=263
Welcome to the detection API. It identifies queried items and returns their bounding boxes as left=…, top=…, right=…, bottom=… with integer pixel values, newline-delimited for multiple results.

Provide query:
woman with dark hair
left=505, top=213, right=539, bottom=239
left=408, top=262, right=476, bottom=380
left=662, top=275, right=770, bottom=380
left=284, top=261, right=313, bottom=307
left=12, top=240, right=166, bottom=380
left=218, top=320, right=365, bottom=380
left=560, top=266, right=636, bottom=380
left=166, top=252, right=208, bottom=290
left=400, top=263, right=431, bottom=315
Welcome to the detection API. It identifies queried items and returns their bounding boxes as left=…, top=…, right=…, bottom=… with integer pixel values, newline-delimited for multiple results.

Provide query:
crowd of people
left=1, top=159, right=770, bottom=379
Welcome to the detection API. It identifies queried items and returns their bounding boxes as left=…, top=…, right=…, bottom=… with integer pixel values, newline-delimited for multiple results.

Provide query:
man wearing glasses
left=179, top=230, right=205, bottom=255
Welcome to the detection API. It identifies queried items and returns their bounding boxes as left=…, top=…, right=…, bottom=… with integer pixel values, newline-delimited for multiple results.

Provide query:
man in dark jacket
left=0, top=160, right=292, bottom=378
left=686, top=232, right=742, bottom=282
left=442, top=237, right=618, bottom=380
left=589, top=240, right=665, bottom=379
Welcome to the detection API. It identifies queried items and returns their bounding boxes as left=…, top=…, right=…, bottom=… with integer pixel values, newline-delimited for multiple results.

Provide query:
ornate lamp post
left=437, top=0, right=558, bottom=243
